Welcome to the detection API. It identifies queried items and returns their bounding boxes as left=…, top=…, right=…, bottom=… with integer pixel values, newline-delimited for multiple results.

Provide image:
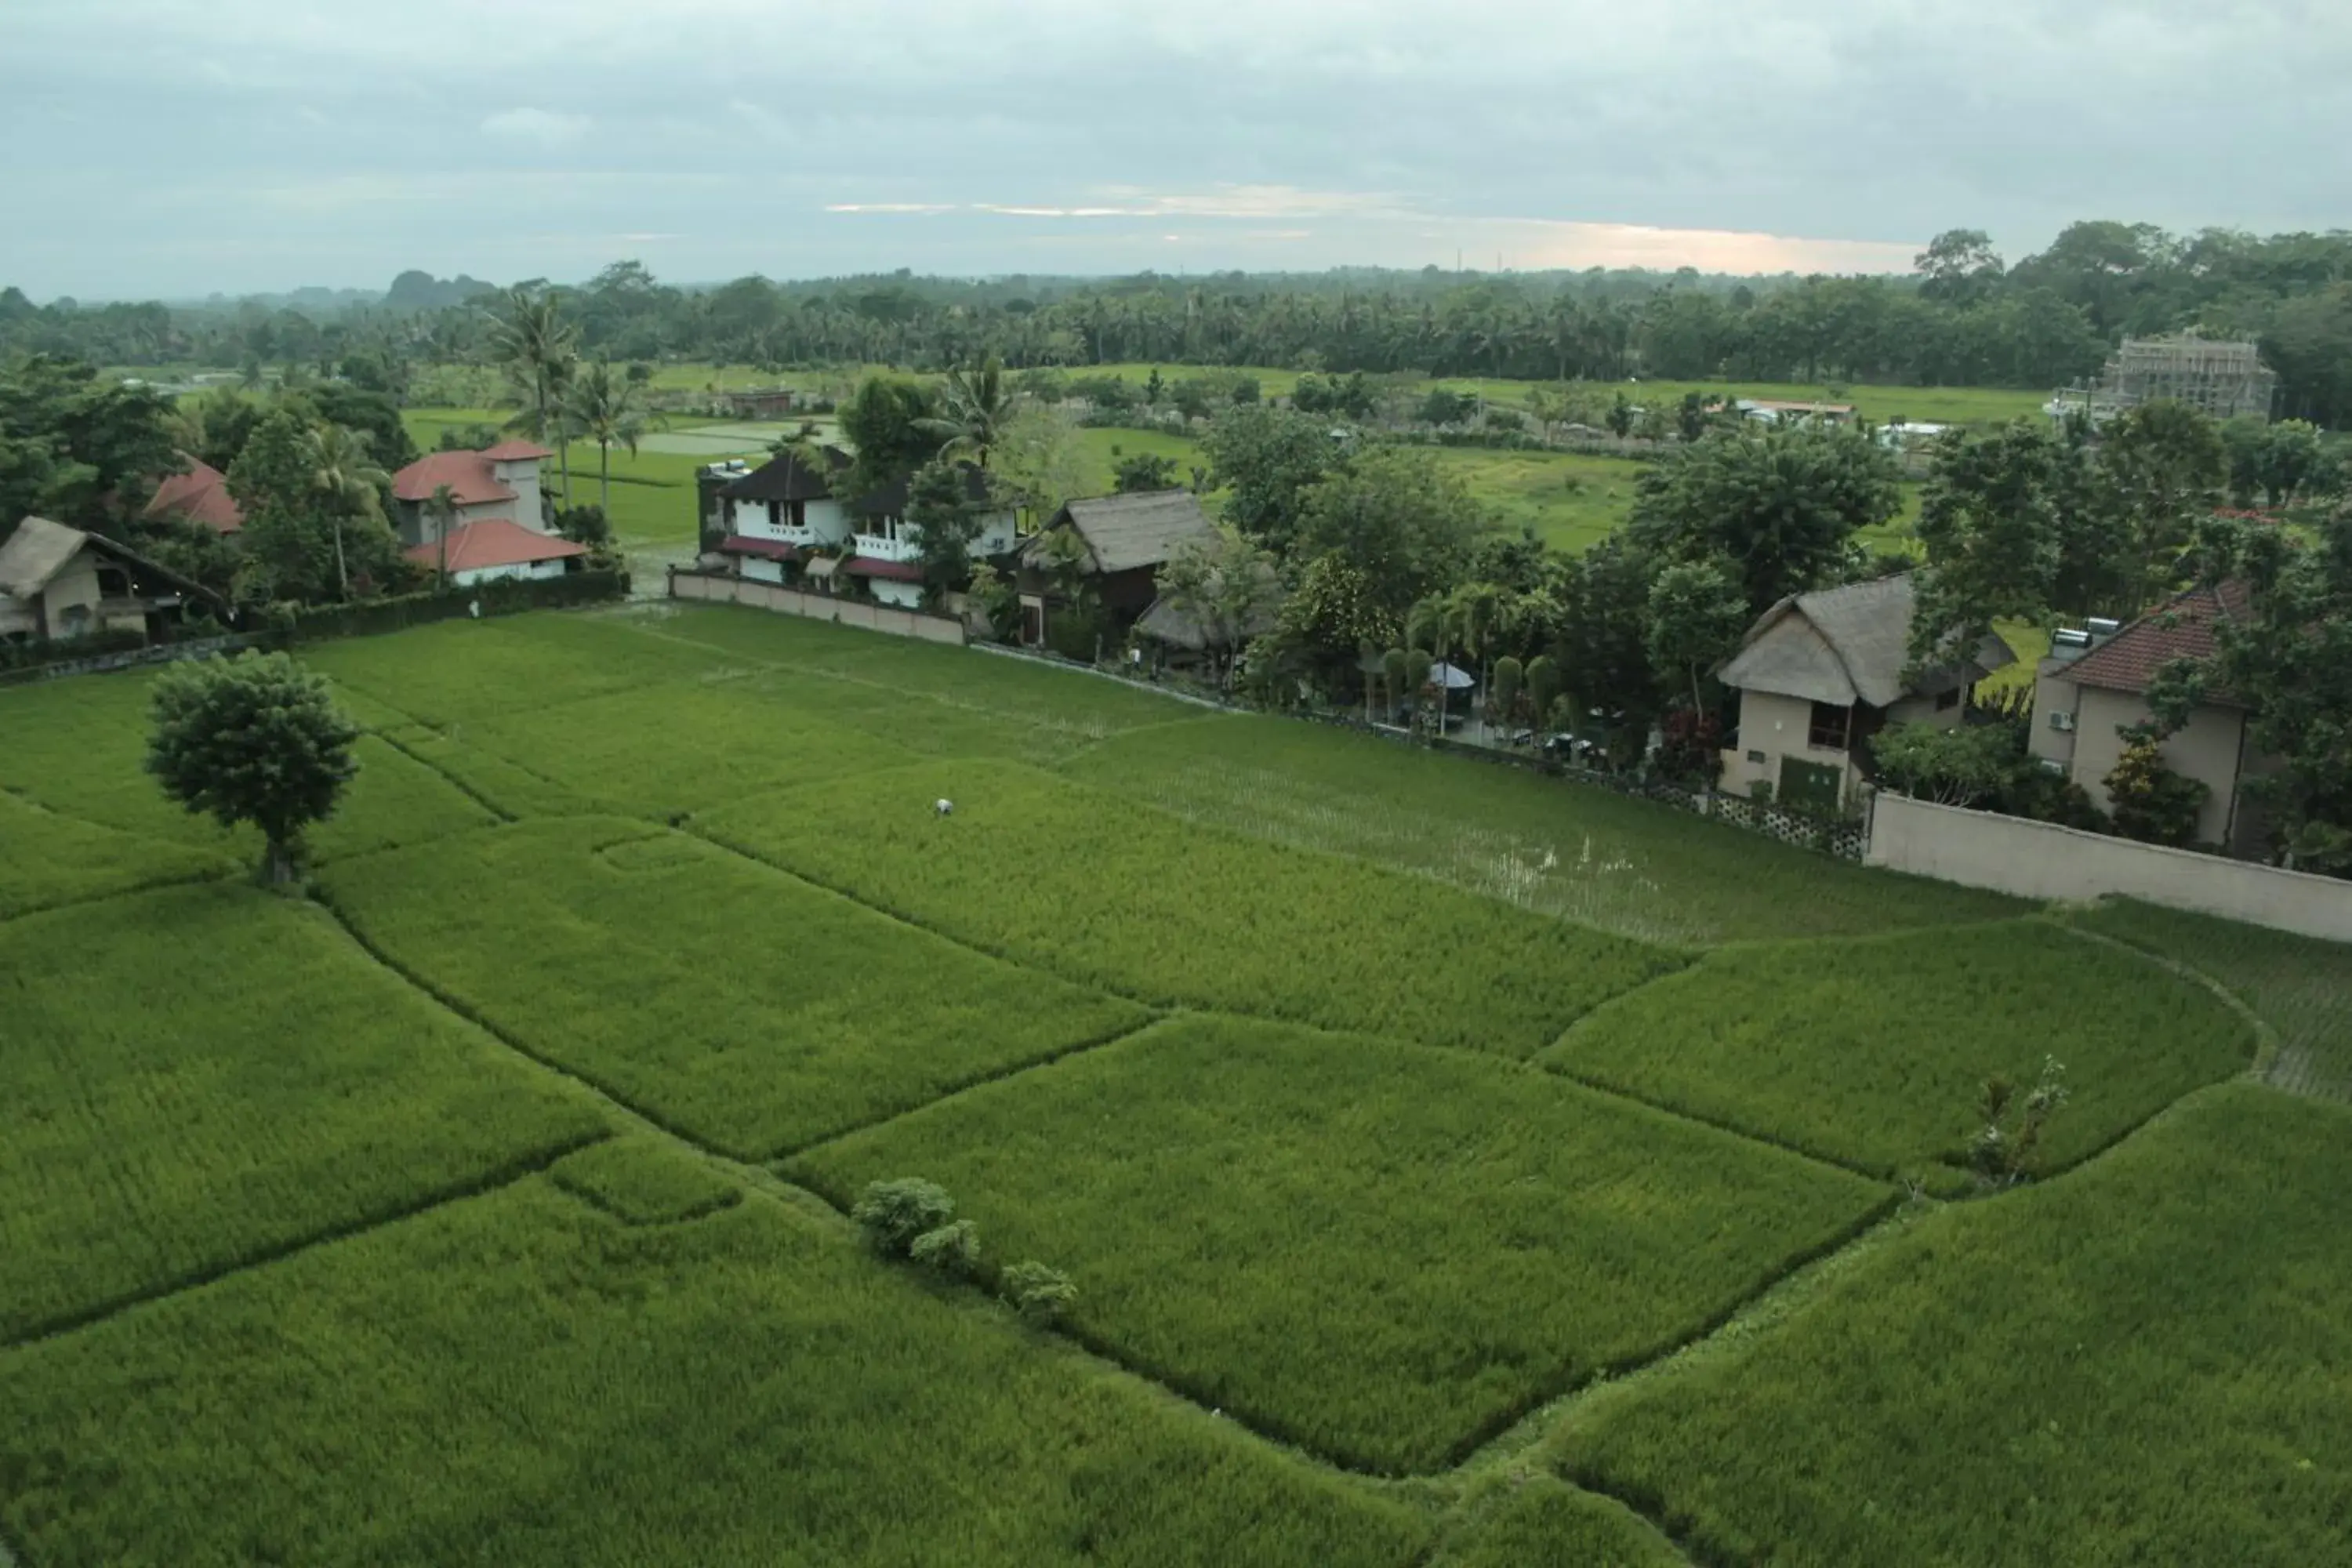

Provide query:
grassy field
left=2070, top=898, right=2352, bottom=1102
left=1542, top=919, right=2256, bottom=1184
left=790, top=1014, right=1887, bottom=1472
left=1546, top=1084, right=2352, bottom=1567
left=704, top=757, right=1683, bottom=1053
left=321, top=818, right=1148, bottom=1158
left=2, top=599, right=2347, bottom=1561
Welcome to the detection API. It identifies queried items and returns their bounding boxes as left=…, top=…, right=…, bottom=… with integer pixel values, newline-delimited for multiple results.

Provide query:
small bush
left=910, top=1219, right=982, bottom=1277
left=854, top=1178, right=955, bottom=1258
left=1002, top=1261, right=1077, bottom=1326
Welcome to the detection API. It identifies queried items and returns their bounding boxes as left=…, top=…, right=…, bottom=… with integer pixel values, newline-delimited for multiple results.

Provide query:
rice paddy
left=2, top=598, right=2344, bottom=1564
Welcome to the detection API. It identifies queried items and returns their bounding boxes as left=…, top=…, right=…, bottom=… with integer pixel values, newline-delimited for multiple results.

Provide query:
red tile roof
left=845, top=555, right=924, bottom=583
left=403, top=519, right=586, bottom=575
left=2064, top=582, right=2251, bottom=700
left=391, top=450, right=518, bottom=505
left=478, top=439, right=555, bottom=462
left=719, top=535, right=800, bottom=561
left=143, top=458, right=244, bottom=534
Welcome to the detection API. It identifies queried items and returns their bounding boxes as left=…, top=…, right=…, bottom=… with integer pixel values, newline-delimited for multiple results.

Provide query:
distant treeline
left=6, top=221, right=2352, bottom=423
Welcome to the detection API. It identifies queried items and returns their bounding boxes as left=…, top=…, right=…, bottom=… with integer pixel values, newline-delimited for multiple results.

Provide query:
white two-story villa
left=705, top=447, right=1017, bottom=609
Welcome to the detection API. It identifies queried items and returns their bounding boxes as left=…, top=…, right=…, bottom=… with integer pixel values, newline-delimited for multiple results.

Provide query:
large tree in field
left=1198, top=405, right=1338, bottom=554
left=1628, top=424, right=1902, bottom=616
left=917, top=356, right=1020, bottom=470
left=486, top=285, right=579, bottom=500
left=564, top=358, right=648, bottom=514
left=147, top=651, right=360, bottom=884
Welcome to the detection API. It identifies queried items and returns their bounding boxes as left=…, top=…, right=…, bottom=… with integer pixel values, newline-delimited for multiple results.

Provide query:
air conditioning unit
left=2049, top=710, right=2077, bottom=733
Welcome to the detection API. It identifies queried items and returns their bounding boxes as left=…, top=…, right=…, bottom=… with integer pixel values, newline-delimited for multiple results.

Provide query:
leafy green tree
left=172, top=385, right=263, bottom=474
left=1552, top=536, right=1662, bottom=735
left=1913, top=228, right=2006, bottom=307
left=906, top=459, right=992, bottom=597
left=851, top=1178, right=955, bottom=1258
left=1295, top=448, right=1490, bottom=620
left=2103, top=734, right=2209, bottom=848
left=1525, top=654, right=1565, bottom=731
left=0, top=354, right=180, bottom=537
left=1417, top=387, right=1474, bottom=425
left=2096, top=400, right=2225, bottom=614
left=426, top=482, right=463, bottom=585
left=1001, top=1261, right=1076, bottom=1327
left=146, top=651, right=360, bottom=884
left=1199, top=405, right=1338, bottom=554
left=837, top=375, right=940, bottom=499
left=1489, top=655, right=1524, bottom=727
left=1910, top=421, right=2067, bottom=666
left=1629, top=424, right=1900, bottom=616
left=1872, top=720, right=2022, bottom=808
left=1643, top=557, right=1748, bottom=717
left=564, top=358, right=648, bottom=514
left=1113, top=452, right=1181, bottom=493
left=307, top=422, right=399, bottom=597
left=1276, top=552, right=1397, bottom=675
left=228, top=408, right=336, bottom=601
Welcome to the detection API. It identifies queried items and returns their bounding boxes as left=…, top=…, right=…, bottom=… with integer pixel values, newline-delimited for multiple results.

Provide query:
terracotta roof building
left=390, top=442, right=554, bottom=550
left=403, top=518, right=586, bottom=587
left=2029, top=583, right=2264, bottom=851
left=143, top=458, right=244, bottom=535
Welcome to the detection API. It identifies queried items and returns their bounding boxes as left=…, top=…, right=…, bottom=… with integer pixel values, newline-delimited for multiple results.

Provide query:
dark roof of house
left=1025, top=489, right=1215, bottom=575
left=143, top=457, right=245, bottom=535
left=720, top=446, right=851, bottom=503
left=0, top=515, right=226, bottom=606
left=392, top=450, right=517, bottom=506
left=1134, top=560, right=1287, bottom=650
left=717, top=535, right=799, bottom=561
left=847, top=460, right=993, bottom=518
left=2063, top=582, right=2252, bottom=699
left=844, top=555, right=925, bottom=583
left=401, top=519, right=586, bottom=573
left=1718, top=572, right=2013, bottom=708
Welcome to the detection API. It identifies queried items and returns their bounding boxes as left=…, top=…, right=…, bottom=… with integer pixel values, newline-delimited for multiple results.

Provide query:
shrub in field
left=706, top=760, right=1681, bottom=1055
left=910, top=1219, right=982, bottom=1278
left=1542, top=920, right=2249, bottom=1183
left=0, top=882, right=608, bottom=1343
left=856, top=1178, right=957, bottom=1257
left=1548, top=1086, right=2352, bottom=1567
left=1003, top=1261, right=1078, bottom=1326
left=146, top=650, right=359, bottom=882
left=2067, top=897, right=2352, bottom=1103
left=1065, top=715, right=2024, bottom=946
left=320, top=820, right=1147, bottom=1159
left=0, top=1166, right=1432, bottom=1566
left=789, top=1015, right=1886, bottom=1473
left=1966, top=1055, right=2069, bottom=1186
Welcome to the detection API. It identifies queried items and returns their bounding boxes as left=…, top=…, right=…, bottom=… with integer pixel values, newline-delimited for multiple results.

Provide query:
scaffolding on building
left=2048, top=335, right=2278, bottom=425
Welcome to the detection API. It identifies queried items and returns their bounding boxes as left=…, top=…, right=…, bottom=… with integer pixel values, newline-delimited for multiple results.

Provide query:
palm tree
left=564, top=359, right=648, bottom=517
left=917, top=356, right=1020, bottom=469
left=308, top=423, right=390, bottom=600
left=426, top=482, right=462, bottom=586
left=485, top=285, right=579, bottom=499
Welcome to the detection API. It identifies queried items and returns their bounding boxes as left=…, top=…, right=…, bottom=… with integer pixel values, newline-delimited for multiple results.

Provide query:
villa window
left=1808, top=701, right=1851, bottom=751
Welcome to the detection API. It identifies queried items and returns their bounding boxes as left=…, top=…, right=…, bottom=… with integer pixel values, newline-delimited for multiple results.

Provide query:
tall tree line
left=9, top=219, right=2352, bottom=421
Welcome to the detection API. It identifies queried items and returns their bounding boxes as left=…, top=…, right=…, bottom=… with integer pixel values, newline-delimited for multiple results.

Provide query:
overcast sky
left=4, top=0, right=2345, bottom=300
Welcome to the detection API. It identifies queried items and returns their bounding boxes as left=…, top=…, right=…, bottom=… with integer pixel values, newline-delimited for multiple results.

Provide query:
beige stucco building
left=1717, top=574, right=2013, bottom=814
left=2028, top=583, right=2262, bottom=851
left=0, top=516, right=223, bottom=644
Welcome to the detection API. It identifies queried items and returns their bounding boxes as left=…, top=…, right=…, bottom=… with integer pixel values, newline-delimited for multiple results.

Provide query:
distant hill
left=384, top=270, right=500, bottom=313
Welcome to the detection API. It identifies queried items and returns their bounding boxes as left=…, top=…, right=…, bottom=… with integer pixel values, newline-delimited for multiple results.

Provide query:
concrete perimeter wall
left=1870, top=793, right=2352, bottom=943
left=670, top=569, right=966, bottom=646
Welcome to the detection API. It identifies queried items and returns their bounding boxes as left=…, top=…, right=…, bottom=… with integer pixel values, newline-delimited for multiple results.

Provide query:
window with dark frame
left=1936, top=687, right=1962, bottom=712
left=1808, top=700, right=1850, bottom=750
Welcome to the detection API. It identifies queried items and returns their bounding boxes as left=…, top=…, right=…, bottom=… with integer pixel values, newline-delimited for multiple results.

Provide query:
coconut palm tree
left=426, top=482, right=462, bottom=587
left=917, top=355, right=1020, bottom=469
left=485, top=285, right=579, bottom=498
left=564, top=359, right=648, bottom=516
left=308, top=423, right=390, bottom=599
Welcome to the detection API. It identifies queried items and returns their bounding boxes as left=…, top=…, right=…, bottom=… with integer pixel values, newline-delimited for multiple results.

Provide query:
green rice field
left=2, top=598, right=2347, bottom=1564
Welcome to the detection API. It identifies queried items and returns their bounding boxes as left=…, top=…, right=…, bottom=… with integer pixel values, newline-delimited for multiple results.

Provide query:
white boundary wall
left=1869, top=793, right=2352, bottom=942
left=670, top=570, right=966, bottom=646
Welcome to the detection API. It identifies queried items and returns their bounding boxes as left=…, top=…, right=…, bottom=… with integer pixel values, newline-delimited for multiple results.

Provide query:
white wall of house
left=1721, top=689, right=1860, bottom=801
left=725, top=495, right=853, bottom=549
left=867, top=578, right=924, bottom=610
left=2038, top=681, right=2247, bottom=846
left=741, top=557, right=786, bottom=585
left=453, top=557, right=570, bottom=588
left=491, top=459, right=546, bottom=532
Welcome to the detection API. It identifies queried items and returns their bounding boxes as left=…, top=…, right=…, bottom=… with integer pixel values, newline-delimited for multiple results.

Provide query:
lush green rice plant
left=707, top=761, right=1680, bottom=1054
left=318, top=818, right=1148, bottom=1158
left=376, top=724, right=597, bottom=818
left=0, top=883, right=608, bottom=1342
left=550, top=1136, right=742, bottom=1225
left=2070, top=898, right=2352, bottom=1103
left=1547, top=1086, right=2352, bottom=1567
left=1541, top=919, right=2253, bottom=1184
left=0, top=789, right=227, bottom=917
left=300, top=611, right=728, bottom=728
left=1065, top=716, right=2025, bottom=946
left=0, top=1163, right=1431, bottom=1566
left=788, top=1015, right=1889, bottom=1472
left=1433, top=1475, right=1682, bottom=1567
